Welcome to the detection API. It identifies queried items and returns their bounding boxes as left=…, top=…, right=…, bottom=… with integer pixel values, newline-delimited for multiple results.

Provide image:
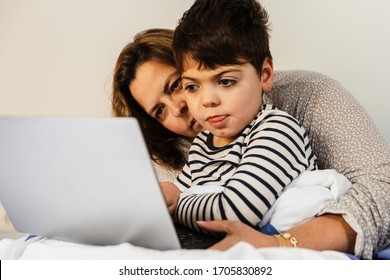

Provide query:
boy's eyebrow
left=182, top=68, right=243, bottom=81
left=181, top=75, right=197, bottom=82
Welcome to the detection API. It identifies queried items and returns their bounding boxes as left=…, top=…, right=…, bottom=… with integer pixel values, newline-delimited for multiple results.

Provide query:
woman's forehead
left=130, top=61, right=177, bottom=112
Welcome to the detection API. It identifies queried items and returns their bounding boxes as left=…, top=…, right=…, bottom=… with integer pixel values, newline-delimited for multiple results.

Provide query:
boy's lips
left=207, top=115, right=227, bottom=126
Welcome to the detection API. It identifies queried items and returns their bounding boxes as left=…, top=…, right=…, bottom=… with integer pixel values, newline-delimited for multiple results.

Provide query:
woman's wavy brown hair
left=112, top=29, right=189, bottom=170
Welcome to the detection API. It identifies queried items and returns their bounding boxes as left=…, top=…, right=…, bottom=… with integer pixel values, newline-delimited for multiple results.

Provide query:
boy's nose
left=202, top=89, right=220, bottom=107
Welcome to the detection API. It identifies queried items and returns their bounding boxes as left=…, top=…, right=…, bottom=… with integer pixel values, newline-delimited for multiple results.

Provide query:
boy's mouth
left=207, top=115, right=228, bottom=127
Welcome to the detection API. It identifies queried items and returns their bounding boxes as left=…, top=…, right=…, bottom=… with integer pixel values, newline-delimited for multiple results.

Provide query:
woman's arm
left=160, top=182, right=181, bottom=214
left=266, top=70, right=390, bottom=259
left=199, top=214, right=356, bottom=253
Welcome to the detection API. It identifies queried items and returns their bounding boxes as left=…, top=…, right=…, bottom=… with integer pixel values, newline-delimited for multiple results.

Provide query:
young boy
left=161, top=0, right=348, bottom=239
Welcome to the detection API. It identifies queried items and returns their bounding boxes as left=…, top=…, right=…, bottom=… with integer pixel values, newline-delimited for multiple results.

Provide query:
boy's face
left=181, top=57, right=273, bottom=147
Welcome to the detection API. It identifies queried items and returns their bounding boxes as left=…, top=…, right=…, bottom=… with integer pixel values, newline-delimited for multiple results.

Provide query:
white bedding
left=0, top=235, right=349, bottom=260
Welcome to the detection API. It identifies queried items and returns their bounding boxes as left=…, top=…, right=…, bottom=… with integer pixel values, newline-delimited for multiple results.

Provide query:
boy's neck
left=211, top=134, right=235, bottom=148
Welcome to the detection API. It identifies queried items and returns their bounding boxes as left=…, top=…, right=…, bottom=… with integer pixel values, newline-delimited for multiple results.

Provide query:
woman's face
left=130, top=61, right=203, bottom=137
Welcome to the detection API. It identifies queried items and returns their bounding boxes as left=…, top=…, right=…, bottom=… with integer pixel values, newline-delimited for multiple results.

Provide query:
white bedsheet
left=260, top=169, right=351, bottom=231
left=0, top=235, right=349, bottom=260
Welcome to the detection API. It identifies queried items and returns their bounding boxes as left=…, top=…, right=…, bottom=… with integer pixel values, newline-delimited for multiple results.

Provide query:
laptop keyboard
left=174, top=223, right=224, bottom=249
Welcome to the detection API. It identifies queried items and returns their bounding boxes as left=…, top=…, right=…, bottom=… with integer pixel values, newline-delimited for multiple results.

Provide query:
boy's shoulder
left=261, top=103, right=292, bottom=117
left=257, top=103, right=301, bottom=125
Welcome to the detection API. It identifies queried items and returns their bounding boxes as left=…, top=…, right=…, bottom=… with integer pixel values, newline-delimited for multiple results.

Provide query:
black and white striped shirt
left=174, top=104, right=317, bottom=231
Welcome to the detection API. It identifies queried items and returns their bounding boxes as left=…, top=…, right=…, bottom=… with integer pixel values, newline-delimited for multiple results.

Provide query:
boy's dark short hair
left=173, top=0, right=272, bottom=73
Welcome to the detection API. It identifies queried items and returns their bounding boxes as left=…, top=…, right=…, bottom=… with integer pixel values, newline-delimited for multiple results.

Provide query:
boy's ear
left=261, top=57, right=274, bottom=93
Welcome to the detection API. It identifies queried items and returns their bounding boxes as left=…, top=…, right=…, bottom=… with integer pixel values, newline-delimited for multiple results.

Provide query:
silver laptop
left=0, top=116, right=191, bottom=250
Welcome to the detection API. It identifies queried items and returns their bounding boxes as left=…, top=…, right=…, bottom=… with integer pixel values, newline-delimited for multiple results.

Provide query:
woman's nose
left=171, top=99, right=188, bottom=117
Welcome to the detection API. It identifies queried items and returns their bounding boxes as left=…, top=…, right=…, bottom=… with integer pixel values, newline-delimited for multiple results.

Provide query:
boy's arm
left=175, top=111, right=313, bottom=231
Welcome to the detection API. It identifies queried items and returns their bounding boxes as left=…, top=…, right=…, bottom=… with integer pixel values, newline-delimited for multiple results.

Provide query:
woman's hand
left=197, top=220, right=277, bottom=250
left=198, top=214, right=356, bottom=253
left=160, top=182, right=181, bottom=214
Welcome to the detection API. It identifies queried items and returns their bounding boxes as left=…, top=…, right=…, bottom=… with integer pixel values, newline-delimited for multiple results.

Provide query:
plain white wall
left=1, top=0, right=389, bottom=142
left=262, top=0, right=390, bottom=142
left=0, top=0, right=193, bottom=116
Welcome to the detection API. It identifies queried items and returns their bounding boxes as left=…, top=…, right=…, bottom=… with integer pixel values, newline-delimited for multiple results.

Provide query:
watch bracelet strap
left=273, top=232, right=299, bottom=248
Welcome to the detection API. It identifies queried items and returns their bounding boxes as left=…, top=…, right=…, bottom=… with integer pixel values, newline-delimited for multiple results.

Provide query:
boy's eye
left=170, top=78, right=182, bottom=93
left=185, top=84, right=199, bottom=92
left=219, top=79, right=235, bottom=86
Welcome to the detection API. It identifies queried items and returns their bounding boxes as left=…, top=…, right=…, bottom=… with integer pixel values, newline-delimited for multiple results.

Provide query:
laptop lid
left=0, top=116, right=181, bottom=250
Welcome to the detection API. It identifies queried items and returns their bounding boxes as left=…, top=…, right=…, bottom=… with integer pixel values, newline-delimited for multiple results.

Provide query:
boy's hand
left=160, top=182, right=180, bottom=214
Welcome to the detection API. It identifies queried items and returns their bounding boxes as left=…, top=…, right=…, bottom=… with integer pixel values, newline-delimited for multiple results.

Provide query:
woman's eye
left=154, top=106, right=165, bottom=120
left=219, top=79, right=235, bottom=86
left=170, top=78, right=182, bottom=93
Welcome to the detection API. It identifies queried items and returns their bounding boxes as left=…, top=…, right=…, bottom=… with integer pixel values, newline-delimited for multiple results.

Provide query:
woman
left=112, top=28, right=390, bottom=259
